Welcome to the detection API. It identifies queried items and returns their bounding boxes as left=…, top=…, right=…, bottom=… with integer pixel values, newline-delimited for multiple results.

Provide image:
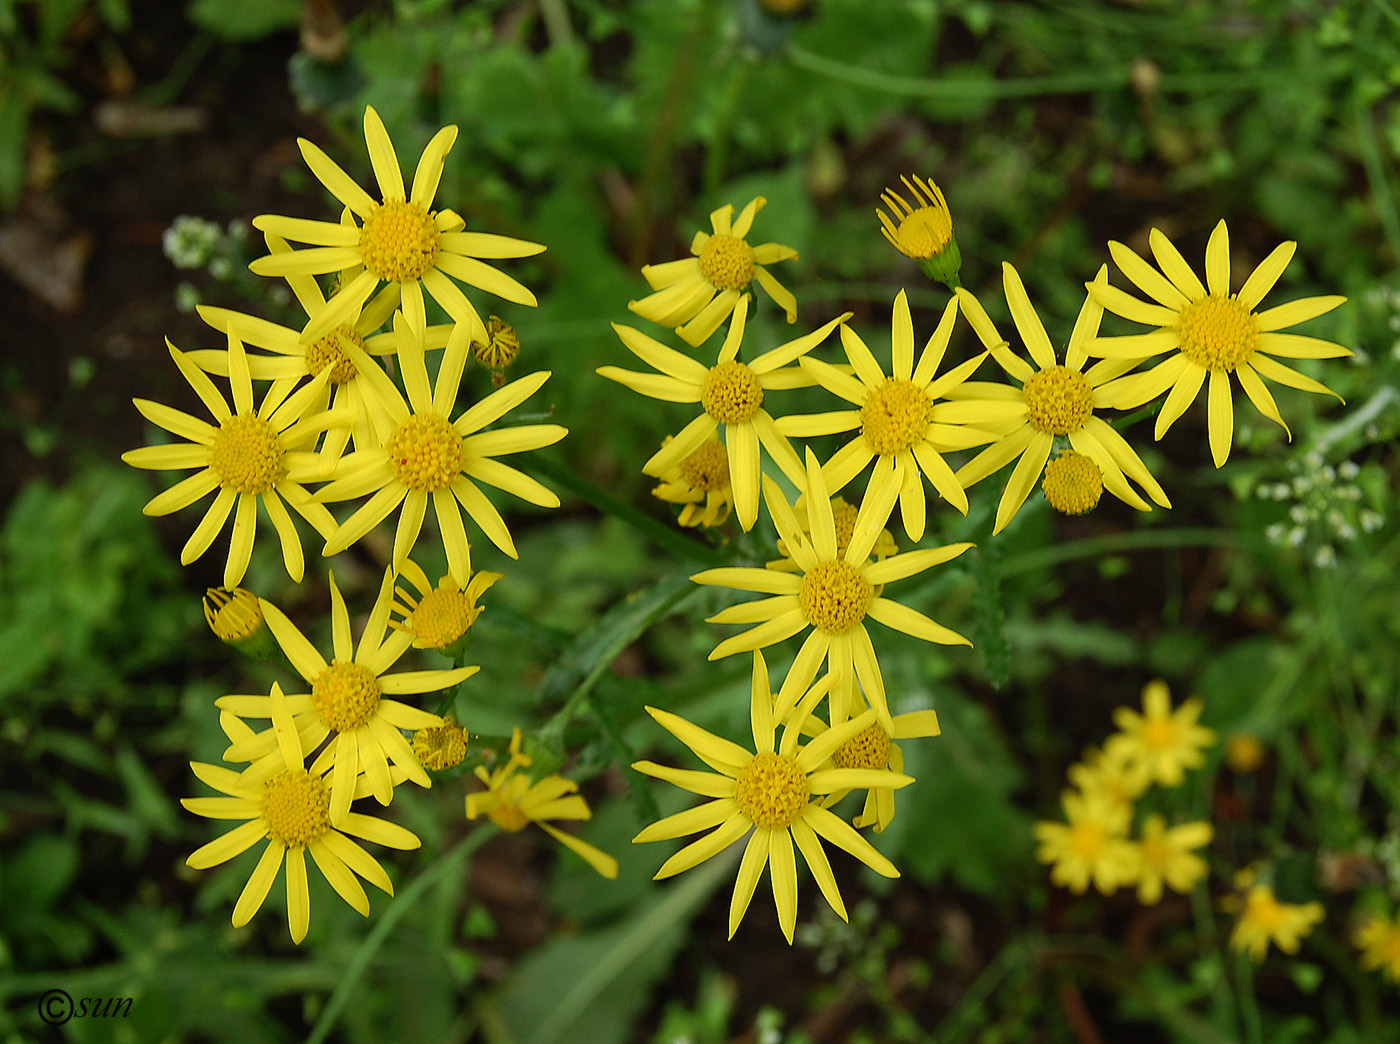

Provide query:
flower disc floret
left=833, top=722, right=891, bottom=771
left=304, top=326, right=364, bottom=384
left=1022, top=366, right=1093, bottom=435
left=799, top=560, right=872, bottom=635
left=385, top=413, right=464, bottom=492
left=310, top=660, right=383, bottom=733
left=260, top=770, right=331, bottom=849
left=1176, top=294, right=1259, bottom=372
left=210, top=413, right=286, bottom=493
left=358, top=198, right=440, bottom=282
left=860, top=378, right=932, bottom=455
left=701, top=360, right=765, bottom=423
left=678, top=439, right=730, bottom=491
left=1042, top=451, right=1103, bottom=515
left=697, top=233, right=755, bottom=291
left=734, top=752, right=810, bottom=829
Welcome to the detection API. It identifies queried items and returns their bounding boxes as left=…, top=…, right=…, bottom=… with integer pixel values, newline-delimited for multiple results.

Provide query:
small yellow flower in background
left=1107, top=680, right=1216, bottom=787
left=1355, top=911, right=1400, bottom=982
left=413, top=716, right=469, bottom=771
left=951, top=265, right=1171, bottom=535
left=631, top=650, right=912, bottom=943
left=1229, top=883, right=1324, bottom=961
left=813, top=694, right=941, bottom=833
left=876, top=175, right=962, bottom=287
left=650, top=435, right=734, bottom=529
left=122, top=333, right=346, bottom=586
left=767, top=493, right=897, bottom=574
left=1089, top=219, right=1351, bottom=467
left=389, top=558, right=501, bottom=653
left=1226, top=733, right=1266, bottom=774
left=630, top=196, right=798, bottom=346
left=1034, top=790, right=1137, bottom=895
left=218, top=569, right=475, bottom=824
left=466, top=729, right=618, bottom=879
left=1066, top=743, right=1150, bottom=817
left=316, top=315, right=566, bottom=581
left=251, top=105, right=545, bottom=343
left=776, top=291, right=990, bottom=541
left=692, top=449, right=972, bottom=727
left=1126, top=814, right=1212, bottom=904
left=182, top=682, right=420, bottom=944
left=599, top=298, right=849, bottom=530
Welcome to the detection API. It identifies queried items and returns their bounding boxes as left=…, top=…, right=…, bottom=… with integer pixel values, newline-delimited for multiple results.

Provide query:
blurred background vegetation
left=1, top=0, right=1398, bottom=1041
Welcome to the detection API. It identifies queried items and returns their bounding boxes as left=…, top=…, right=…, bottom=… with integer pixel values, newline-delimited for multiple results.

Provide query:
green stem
left=1232, top=950, right=1264, bottom=1044
left=999, top=527, right=1236, bottom=577
left=1355, top=103, right=1400, bottom=268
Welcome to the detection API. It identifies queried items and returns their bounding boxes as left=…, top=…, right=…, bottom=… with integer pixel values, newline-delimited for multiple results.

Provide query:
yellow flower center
left=892, top=207, right=952, bottom=260
left=1247, top=889, right=1285, bottom=930
left=304, top=325, right=364, bottom=384
left=486, top=776, right=533, bottom=832
left=310, top=660, right=382, bottom=733
left=734, top=752, right=810, bottom=829
left=833, top=722, right=892, bottom=771
left=210, top=413, right=286, bottom=494
left=701, top=360, right=764, bottom=424
left=1068, top=821, right=1107, bottom=860
left=799, top=559, right=872, bottom=635
left=1140, top=833, right=1171, bottom=870
left=408, top=584, right=482, bottom=649
left=1142, top=717, right=1179, bottom=751
left=386, top=413, right=463, bottom=491
left=678, top=439, right=730, bottom=491
left=860, top=379, right=932, bottom=455
left=413, top=720, right=468, bottom=771
left=1041, top=451, right=1103, bottom=516
left=203, top=587, right=263, bottom=641
left=1022, top=366, right=1093, bottom=435
left=1176, top=295, right=1258, bottom=372
left=358, top=198, right=440, bottom=283
left=260, top=770, right=331, bottom=849
left=697, top=233, right=755, bottom=291
left=473, top=316, right=520, bottom=371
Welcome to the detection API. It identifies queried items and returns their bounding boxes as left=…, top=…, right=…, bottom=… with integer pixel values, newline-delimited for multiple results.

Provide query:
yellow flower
left=1126, top=814, right=1212, bottom=904
left=389, top=558, right=501, bottom=652
left=812, top=693, right=941, bottom=833
left=876, top=175, right=961, bottom=285
left=631, top=650, right=912, bottom=942
left=466, top=729, right=618, bottom=879
left=691, top=449, right=973, bottom=728
left=599, top=298, right=848, bottom=530
left=1106, top=680, right=1216, bottom=787
left=122, top=333, right=346, bottom=586
left=650, top=435, right=734, bottom=529
left=629, top=197, right=798, bottom=346
left=952, top=264, right=1171, bottom=534
left=1226, top=733, right=1266, bottom=774
left=1066, top=742, right=1150, bottom=815
left=413, top=716, right=469, bottom=771
left=182, top=682, right=420, bottom=944
left=1229, top=884, right=1324, bottom=961
left=775, top=291, right=990, bottom=541
left=204, top=586, right=264, bottom=642
left=1040, top=450, right=1104, bottom=517
left=251, top=105, right=544, bottom=344
left=1089, top=219, right=1351, bottom=467
left=316, top=314, right=565, bottom=582
left=1355, top=912, right=1400, bottom=983
left=217, top=568, right=475, bottom=824
left=1034, top=790, right=1137, bottom=895
left=767, top=492, right=897, bottom=574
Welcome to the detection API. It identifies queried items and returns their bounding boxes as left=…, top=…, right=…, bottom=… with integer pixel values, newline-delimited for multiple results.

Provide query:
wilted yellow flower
left=413, top=716, right=469, bottom=771
left=650, top=435, right=734, bottom=529
left=1229, top=883, right=1324, bottom=961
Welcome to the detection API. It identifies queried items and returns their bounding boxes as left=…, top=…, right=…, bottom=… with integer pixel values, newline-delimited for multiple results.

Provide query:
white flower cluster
left=1257, top=450, right=1383, bottom=566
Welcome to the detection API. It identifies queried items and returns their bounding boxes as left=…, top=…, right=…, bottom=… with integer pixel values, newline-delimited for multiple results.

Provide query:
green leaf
left=185, top=0, right=300, bottom=40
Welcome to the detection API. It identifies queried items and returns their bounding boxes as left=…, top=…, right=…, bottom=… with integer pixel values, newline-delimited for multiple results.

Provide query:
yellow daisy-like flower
left=316, top=314, right=566, bottom=582
left=250, top=105, right=544, bottom=344
left=630, top=196, right=798, bottom=346
left=1126, top=814, right=1212, bottom=905
left=1229, top=884, right=1324, bottom=962
left=1106, top=680, right=1216, bottom=788
left=1355, top=911, right=1400, bottom=983
left=1089, top=219, right=1351, bottom=467
left=1066, top=742, right=1150, bottom=817
left=876, top=175, right=954, bottom=261
left=812, top=693, right=941, bottom=833
left=767, top=492, right=897, bottom=574
left=466, top=728, right=618, bottom=879
left=182, top=682, right=420, bottom=944
left=650, top=435, right=734, bottom=529
left=413, top=716, right=469, bottom=771
left=388, top=558, right=501, bottom=652
left=775, top=291, right=990, bottom=541
left=951, top=264, right=1171, bottom=535
left=122, top=333, right=345, bottom=586
left=599, top=298, right=848, bottom=530
left=691, top=449, right=973, bottom=728
left=1034, top=790, right=1136, bottom=895
left=217, top=568, right=476, bottom=825
left=632, top=650, right=912, bottom=943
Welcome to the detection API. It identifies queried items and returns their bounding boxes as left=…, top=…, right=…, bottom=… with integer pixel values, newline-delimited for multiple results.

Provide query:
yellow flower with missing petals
left=951, top=264, right=1171, bottom=535
left=650, top=435, right=734, bottom=529
left=632, top=650, right=912, bottom=943
left=122, top=333, right=346, bottom=586
left=691, top=449, right=973, bottom=729
left=1229, top=883, right=1324, bottom=961
left=466, top=729, right=618, bottom=879
left=182, top=682, right=420, bottom=944
left=1089, top=219, right=1351, bottom=467
left=413, top=716, right=469, bottom=771
left=1034, top=790, right=1136, bottom=895
left=216, top=568, right=475, bottom=825
left=630, top=197, right=798, bottom=346
left=316, top=314, right=565, bottom=582
left=389, top=558, right=501, bottom=652
left=251, top=105, right=544, bottom=344
left=599, top=297, right=848, bottom=530
left=1126, top=814, right=1212, bottom=904
left=875, top=175, right=962, bottom=286
left=767, top=492, right=897, bottom=574
left=1106, top=680, right=1216, bottom=788
left=1355, top=911, right=1400, bottom=983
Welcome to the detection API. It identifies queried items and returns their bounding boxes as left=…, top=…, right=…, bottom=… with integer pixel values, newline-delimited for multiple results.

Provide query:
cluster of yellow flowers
left=129, top=107, right=615, bottom=944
